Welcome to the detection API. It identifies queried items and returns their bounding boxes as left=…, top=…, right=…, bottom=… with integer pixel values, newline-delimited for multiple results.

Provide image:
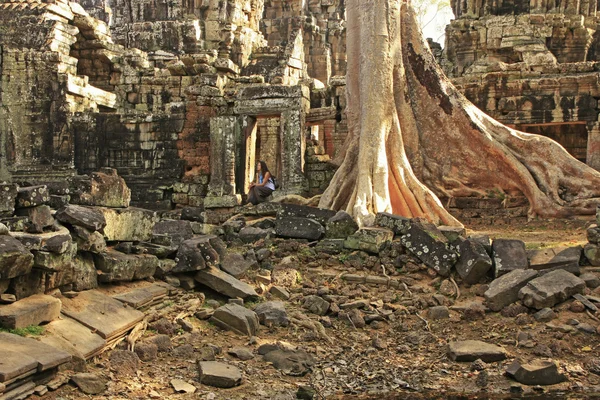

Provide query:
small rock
left=533, top=308, right=556, bottom=322
left=570, top=300, right=586, bottom=313
left=148, top=335, right=172, bottom=352
left=109, top=350, right=140, bottom=376
left=254, top=301, right=290, bottom=327
left=71, top=373, right=107, bottom=395
left=134, top=342, right=158, bottom=361
left=577, top=323, right=596, bottom=334
left=197, top=361, right=242, bottom=388
left=210, top=303, right=260, bottom=336
left=470, top=359, right=487, bottom=371
left=227, top=346, right=254, bottom=361
left=173, top=344, right=195, bottom=359
left=448, top=340, right=507, bottom=362
left=296, top=385, right=316, bottom=400
left=506, top=359, right=566, bottom=386
left=228, top=298, right=244, bottom=306
left=0, top=294, right=16, bottom=304
left=197, top=346, right=218, bottom=361
left=149, top=318, right=177, bottom=336
left=177, top=318, right=194, bottom=332
left=206, top=299, right=221, bottom=309
left=270, top=285, right=290, bottom=300
left=428, top=306, right=450, bottom=320
left=171, top=379, right=197, bottom=394
left=463, top=302, right=486, bottom=321
left=303, top=295, right=330, bottom=316
left=476, top=370, right=489, bottom=387
left=518, top=270, right=585, bottom=310
left=580, top=273, right=600, bottom=289
left=347, top=308, right=366, bottom=328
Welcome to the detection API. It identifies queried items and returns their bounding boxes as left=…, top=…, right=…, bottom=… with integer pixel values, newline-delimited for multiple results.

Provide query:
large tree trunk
left=319, top=0, right=600, bottom=227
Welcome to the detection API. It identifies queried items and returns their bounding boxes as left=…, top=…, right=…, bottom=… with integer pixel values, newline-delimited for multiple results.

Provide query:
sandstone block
left=275, top=217, right=324, bottom=241
left=518, top=269, right=585, bottom=309
left=55, top=205, right=106, bottom=231
left=484, top=269, right=538, bottom=311
left=492, top=239, right=528, bottom=277
left=99, top=207, right=158, bottom=241
left=448, top=340, right=507, bottom=362
left=195, top=267, right=258, bottom=300
left=0, top=235, right=34, bottom=279
left=0, top=294, right=61, bottom=329
left=325, top=211, right=358, bottom=239
left=400, top=219, right=457, bottom=276
left=455, top=238, right=493, bottom=284
left=16, top=186, right=50, bottom=208
left=71, top=169, right=131, bottom=208
left=197, top=361, right=242, bottom=388
left=210, top=304, right=259, bottom=336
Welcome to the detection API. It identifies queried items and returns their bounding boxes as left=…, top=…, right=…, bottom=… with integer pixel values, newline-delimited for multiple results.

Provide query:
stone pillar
left=279, top=109, right=307, bottom=196
left=205, top=116, right=241, bottom=207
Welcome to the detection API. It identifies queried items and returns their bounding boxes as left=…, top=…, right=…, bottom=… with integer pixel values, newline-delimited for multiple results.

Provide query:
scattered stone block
left=448, top=340, right=507, bottom=362
left=581, top=272, right=600, bottom=288
left=197, top=361, right=242, bottom=388
left=400, top=219, right=457, bottom=276
left=11, top=226, right=72, bottom=253
left=99, top=207, right=158, bottom=241
left=455, top=238, right=493, bottom=284
left=345, top=227, right=394, bottom=254
left=325, top=211, right=358, bottom=239
left=32, top=242, right=76, bottom=271
left=109, top=350, right=139, bottom=376
left=275, top=217, right=324, bottom=241
left=303, top=295, right=330, bottom=316
left=584, top=243, right=600, bottom=266
left=55, top=205, right=107, bottom=232
left=71, top=226, right=106, bottom=253
left=254, top=301, right=289, bottom=327
left=0, top=294, right=61, bottom=329
left=16, top=205, right=54, bottom=233
left=527, top=246, right=581, bottom=274
left=0, top=332, right=72, bottom=372
left=506, top=359, right=566, bottom=386
left=277, top=204, right=336, bottom=225
left=0, top=235, right=34, bottom=279
left=44, top=316, right=106, bottom=359
left=533, top=308, right=555, bottom=322
left=72, top=253, right=98, bottom=291
left=428, top=305, right=450, bottom=320
left=439, top=225, right=466, bottom=242
left=227, top=346, right=254, bottom=361
left=195, top=267, right=258, bottom=300
left=94, top=250, right=158, bottom=282
left=210, top=304, right=259, bottom=336
left=374, top=212, right=411, bottom=235
left=71, top=373, right=107, bottom=395
left=152, top=220, right=194, bottom=246
left=238, top=226, right=271, bottom=243
left=174, top=235, right=225, bottom=273
left=70, top=169, right=131, bottom=208
left=518, top=270, right=585, bottom=309
left=220, top=252, right=252, bottom=278
left=0, top=183, right=18, bottom=216
left=263, top=349, right=315, bottom=376
left=170, top=379, right=196, bottom=393
left=492, top=239, right=528, bottom=277
left=16, top=186, right=50, bottom=208
left=181, top=207, right=204, bottom=222
left=270, top=286, right=291, bottom=300
left=484, top=269, right=538, bottom=311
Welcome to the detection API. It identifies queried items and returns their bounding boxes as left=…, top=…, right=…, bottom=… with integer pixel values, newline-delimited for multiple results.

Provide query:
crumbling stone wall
left=444, top=0, right=600, bottom=170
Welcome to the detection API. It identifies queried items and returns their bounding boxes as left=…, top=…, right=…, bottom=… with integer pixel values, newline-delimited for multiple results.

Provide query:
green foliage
left=0, top=325, right=45, bottom=337
left=486, top=188, right=506, bottom=201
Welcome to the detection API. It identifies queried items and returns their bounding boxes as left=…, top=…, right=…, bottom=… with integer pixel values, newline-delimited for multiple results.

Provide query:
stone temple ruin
left=443, top=0, right=600, bottom=170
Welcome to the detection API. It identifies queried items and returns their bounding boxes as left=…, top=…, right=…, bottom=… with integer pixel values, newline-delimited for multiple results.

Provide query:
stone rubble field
left=2, top=172, right=600, bottom=399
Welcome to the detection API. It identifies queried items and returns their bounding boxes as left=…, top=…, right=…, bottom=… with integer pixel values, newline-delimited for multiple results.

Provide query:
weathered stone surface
left=197, top=361, right=242, bottom=388
left=0, top=294, right=61, bottom=329
left=492, top=239, right=528, bottom=277
left=439, top=226, right=466, bottom=242
left=580, top=273, right=600, bottom=289
left=455, top=239, right=493, bottom=284
left=71, top=373, right=107, bottom=395
left=219, top=252, right=252, bottom=278
left=428, top=305, right=450, bottom=320
left=170, top=378, right=196, bottom=393
left=135, top=342, right=158, bottom=361
left=32, top=242, right=76, bottom=271
left=254, top=301, right=289, bottom=327
left=0, top=235, right=34, bottom=279
left=270, top=286, right=291, bottom=300
left=210, top=304, right=259, bottom=336
left=303, top=295, right=330, bottom=316
left=71, top=169, right=131, bottom=208
left=0, top=184, right=18, bottom=217
left=94, top=250, right=159, bottom=282
left=345, top=227, right=394, bottom=254
left=16, top=205, right=54, bottom=233
left=71, top=226, right=106, bottom=253
left=527, top=246, right=581, bottom=273
left=227, top=346, right=254, bottom=361
left=181, top=207, right=204, bottom=222
left=263, top=349, right=315, bottom=376
left=99, top=208, right=158, bottom=242
left=325, top=211, right=359, bottom=239
left=238, top=226, right=271, bottom=243
left=109, top=350, right=139, bottom=376
left=44, top=316, right=106, bottom=359
left=400, top=219, right=457, bottom=276
left=484, top=269, right=538, bottom=311
left=72, top=253, right=98, bottom=291
left=448, top=340, right=507, bottom=362
left=11, top=226, right=72, bottom=253
left=16, top=186, right=50, bottom=208
left=519, top=270, right=586, bottom=309
left=196, top=267, right=258, bottom=300
left=534, top=308, right=556, bottom=322
left=152, top=220, right=194, bottom=246
left=506, top=359, right=566, bottom=386
left=0, top=332, right=72, bottom=373
left=174, top=236, right=225, bottom=273
left=277, top=204, right=336, bottom=225
left=275, top=217, right=324, bottom=241
left=55, top=205, right=106, bottom=231
left=584, top=243, right=600, bottom=266
left=374, top=212, right=411, bottom=235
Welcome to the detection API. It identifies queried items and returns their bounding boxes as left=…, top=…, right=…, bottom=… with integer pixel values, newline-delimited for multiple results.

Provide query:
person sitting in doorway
left=247, top=160, right=275, bottom=205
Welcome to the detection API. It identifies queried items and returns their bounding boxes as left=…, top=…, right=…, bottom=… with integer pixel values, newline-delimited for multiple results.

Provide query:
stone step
left=0, top=294, right=61, bottom=329
left=42, top=316, right=106, bottom=360
left=0, top=332, right=71, bottom=377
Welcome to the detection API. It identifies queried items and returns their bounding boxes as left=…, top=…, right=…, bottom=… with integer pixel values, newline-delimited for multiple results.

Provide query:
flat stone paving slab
left=0, top=349, right=37, bottom=383
left=0, top=332, right=71, bottom=374
left=447, top=340, right=507, bottom=363
left=60, top=290, right=144, bottom=340
left=43, top=316, right=106, bottom=359
left=0, top=294, right=61, bottom=329
left=113, top=284, right=168, bottom=309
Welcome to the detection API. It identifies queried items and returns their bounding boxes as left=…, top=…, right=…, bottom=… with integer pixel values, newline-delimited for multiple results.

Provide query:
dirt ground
left=29, top=218, right=600, bottom=400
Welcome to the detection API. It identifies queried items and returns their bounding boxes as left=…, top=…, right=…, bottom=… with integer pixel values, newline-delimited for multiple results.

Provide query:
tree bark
left=319, top=0, right=600, bottom=227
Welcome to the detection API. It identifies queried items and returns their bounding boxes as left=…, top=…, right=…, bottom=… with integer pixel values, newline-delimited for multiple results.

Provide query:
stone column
left=205, top=116, right=241, bottom=207
left=279, top=109, right=307, bottom=196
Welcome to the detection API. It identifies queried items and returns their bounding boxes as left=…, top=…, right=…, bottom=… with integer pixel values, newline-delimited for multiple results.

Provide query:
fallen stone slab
left=263, top=349, right=315, bottom=376
left=219, top=252, right=253, bottom=278
left=43, top=316, right=106, bottom=360
left=195, top=267, right=258, bottom=300
left=400, top=219, right=457, bottom=276
left=0, top=235, right=34, bottom=280
left=573, top=293, right=598, bottom=312
left=94, top=250, right=158, bottom=283
left=447, top=340, right=507, bottom=362
left=55, top=205, right=106, bottom=232
left=345, top=227, right=394, bottom=254
left=11, top=226, right=72, bottom=254
left=0, top=294, right=61, bottom=329
left=506, top=359, right=566, bottom=386
left=71, top=373, right=107, bottom=395
left=374, top=212, right=411, bottom=235
left=254, top=301, right=290, bottom=327
left=70, top=168, right=131, bottom=208
left=16, top=205, right=54, bottom=233
left=276, top=204, right=336, bottom=225
left=325, top=211, right=359, bottom=239
left=0, top=349, right=37, bottom=382
left=60, top=290, right=144, bottom=340
left=210, top=304, right=259, bottom=336
left=527, top=246, right=582, bottom=272
left=455, top=238, right=493, bottom=284
left=238, top=226, right=271, bottom=243
left=0, top=332, right=71, bottom=372
left=152, top=220, right=194, bottom=247
left=227, top=347, right=254, bottom=361
left=16, top=186, right=50, bottom=208
left=112, top=284, right=169, bottom=310
left=197, top=361, right=242, bottom=388
left=519, top=270, right=586, bottom=309
left=170, top=378, right=196, bottom=394
left=174, top=235, right=226, bottom=273
left=492, top=239, right=528, bottom=277
left=98, top=207, right=158, bottom=242
left=484, top=269, right=538, bottom=311
left=275, top=217, right=324, bottom=241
